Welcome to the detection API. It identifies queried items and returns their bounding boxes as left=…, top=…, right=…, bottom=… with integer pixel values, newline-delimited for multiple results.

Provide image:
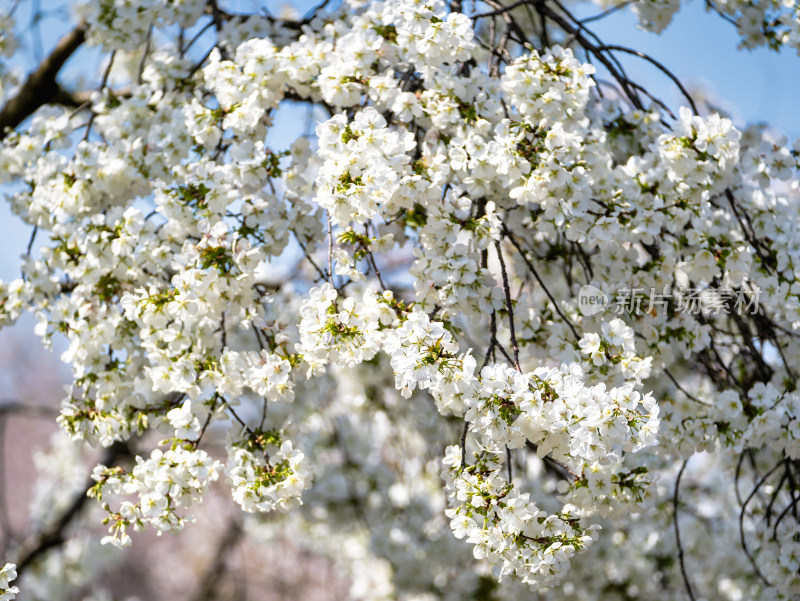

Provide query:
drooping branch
left=501, top=223, right=581, bottom=341
left=0, top=21, right=88, bottom=140
left=598, top=43, right=699, bottom=114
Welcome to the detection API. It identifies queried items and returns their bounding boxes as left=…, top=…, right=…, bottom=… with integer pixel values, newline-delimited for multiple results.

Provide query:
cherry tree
left=0, top=0, right=799, bottom=599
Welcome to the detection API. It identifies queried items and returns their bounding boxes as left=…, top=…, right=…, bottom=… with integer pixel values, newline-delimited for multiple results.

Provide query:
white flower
left=0, top=564, right=19, bottom=601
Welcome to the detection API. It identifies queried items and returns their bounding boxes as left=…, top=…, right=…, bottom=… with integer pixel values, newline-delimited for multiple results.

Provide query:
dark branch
left=673, top=458, right=697, bottom=601
left=0, top=21, right=88, bottom=140
left=190, top=518, right=243, bottom=601
left=13, top=441, right=129, bottom=578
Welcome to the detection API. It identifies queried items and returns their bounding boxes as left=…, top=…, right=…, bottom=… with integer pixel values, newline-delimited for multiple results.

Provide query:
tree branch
left=13, top=441, right=129, bottom=578
left=0, top=21, right=88, bottom=140
left=673, top=458, right=697, bottom=601
left=190, top=518, right=243, bottom=601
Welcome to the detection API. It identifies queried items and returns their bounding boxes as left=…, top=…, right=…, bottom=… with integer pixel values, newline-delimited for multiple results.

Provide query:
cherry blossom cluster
left=443, top=447, right=599, bottom=588
left=88, top=447, right=222, bottom=548
left=298, top=283, right=394, bottom=373
left=316, top=110, right=416, bottom=225
left=227, top=432, right=312, bottom=513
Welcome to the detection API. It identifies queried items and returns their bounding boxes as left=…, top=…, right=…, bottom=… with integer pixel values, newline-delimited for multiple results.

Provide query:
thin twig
left=502, top=224, right=580, bottom=341
left=600, top=44, right=699, bottom=114
left=460, top=421, right=469, bottom=468
left=673, top=458, right=697, bottom=601
left=470, top=0, right=528, bottom=19
left=580, top=1, right=632, bottom=23
left=495, top=240, right=521, bottom=370
left=739, top=458, right=782, bottom=587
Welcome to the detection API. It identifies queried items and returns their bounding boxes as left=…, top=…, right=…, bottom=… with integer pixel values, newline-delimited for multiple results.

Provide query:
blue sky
left=0, top=0, right=798, bottom=281
left=571, top=0, right=800, bottom=139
